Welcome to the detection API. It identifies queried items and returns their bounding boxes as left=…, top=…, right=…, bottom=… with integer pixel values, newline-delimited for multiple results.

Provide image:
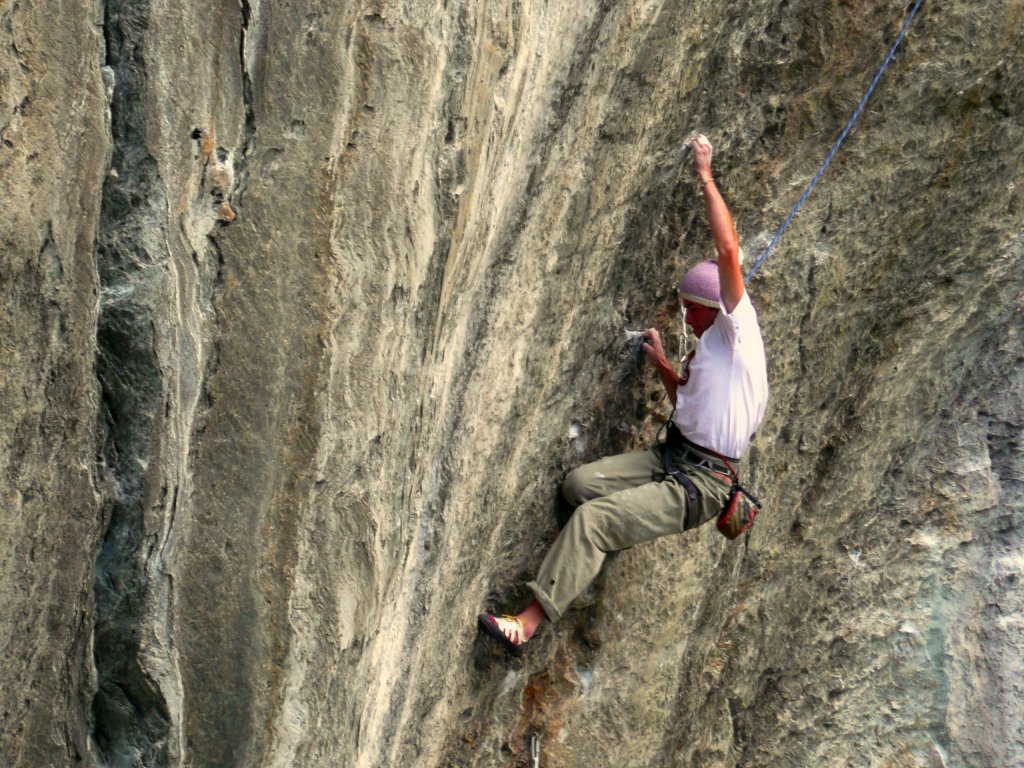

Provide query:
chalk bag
left=716, top=482, right=761, bottom=540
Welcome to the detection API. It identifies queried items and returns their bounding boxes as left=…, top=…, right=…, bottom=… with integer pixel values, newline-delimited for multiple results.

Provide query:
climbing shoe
left=478, top=613, right=528, bottom=658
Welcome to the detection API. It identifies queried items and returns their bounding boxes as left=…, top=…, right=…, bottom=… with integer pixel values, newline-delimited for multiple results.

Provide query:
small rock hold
left=218, top=202, right=236, bottom=223
left=208, top=163, right=232, bottom=195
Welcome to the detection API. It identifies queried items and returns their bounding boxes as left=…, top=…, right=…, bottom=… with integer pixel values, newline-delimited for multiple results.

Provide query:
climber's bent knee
left=561, top=465, right=596, bottom=508
left=561, top=449, right=662, bottom=508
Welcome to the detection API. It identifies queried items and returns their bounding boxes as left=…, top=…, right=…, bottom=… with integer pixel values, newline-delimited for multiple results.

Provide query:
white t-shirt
left=672, top=291, right=768, bottom=459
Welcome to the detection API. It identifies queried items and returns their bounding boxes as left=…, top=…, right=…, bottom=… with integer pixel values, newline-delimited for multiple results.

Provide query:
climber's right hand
left=641, top=328, right=664, bottom=363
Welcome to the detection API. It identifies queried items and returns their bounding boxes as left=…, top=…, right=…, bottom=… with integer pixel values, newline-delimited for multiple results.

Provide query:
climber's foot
left=478, top=613, right=528, bottom=658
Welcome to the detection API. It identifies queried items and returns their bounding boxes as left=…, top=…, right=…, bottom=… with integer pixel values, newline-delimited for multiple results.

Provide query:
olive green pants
left=526, top=445, right=729, bottom=622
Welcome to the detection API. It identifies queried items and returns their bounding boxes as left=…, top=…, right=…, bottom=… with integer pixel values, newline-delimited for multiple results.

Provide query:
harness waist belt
left=666, top=423, right=737, bottom=475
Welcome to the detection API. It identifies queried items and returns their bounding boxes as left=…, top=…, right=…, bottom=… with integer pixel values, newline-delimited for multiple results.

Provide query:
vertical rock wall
left=0, top=0, right=1021, bottom=766
left=0, top=0, right=108, bottom=765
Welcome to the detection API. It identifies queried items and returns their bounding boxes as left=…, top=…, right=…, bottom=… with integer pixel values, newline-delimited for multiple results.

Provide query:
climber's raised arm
left=690, top=135, right=744, bottom=314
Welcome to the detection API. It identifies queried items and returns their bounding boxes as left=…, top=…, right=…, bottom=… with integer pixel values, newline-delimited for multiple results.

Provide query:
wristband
left=700, top=178, right=715, bottom=191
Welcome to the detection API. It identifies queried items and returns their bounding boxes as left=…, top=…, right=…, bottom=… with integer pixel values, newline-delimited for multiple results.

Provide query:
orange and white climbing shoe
left=478, top=613, right=528, bottom=658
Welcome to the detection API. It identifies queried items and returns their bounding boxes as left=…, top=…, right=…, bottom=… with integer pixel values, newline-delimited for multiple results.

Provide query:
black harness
left=661, top=421, right=762, bottom=538
left=664, top=422, right=736, bottom=475
left=660, top=422, right=735, bottom=528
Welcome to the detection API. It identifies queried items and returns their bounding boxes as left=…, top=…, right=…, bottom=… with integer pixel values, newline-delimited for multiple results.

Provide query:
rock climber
left=479, top=134, right=769, bottom=657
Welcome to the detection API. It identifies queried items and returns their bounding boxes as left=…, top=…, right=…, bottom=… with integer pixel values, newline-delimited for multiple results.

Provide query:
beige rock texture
left=1, top=0, right=1022, bottom=766
left=0, top=0, right=109, bottom=764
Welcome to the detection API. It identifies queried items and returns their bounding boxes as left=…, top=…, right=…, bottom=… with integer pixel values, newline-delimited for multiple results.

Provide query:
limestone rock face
left=1, top=0, right=1022, bottom=766
left=0, top=0, right=109, bottom=764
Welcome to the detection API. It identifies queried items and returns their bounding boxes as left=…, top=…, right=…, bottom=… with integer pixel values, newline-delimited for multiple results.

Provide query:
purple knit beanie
left=677, top=260, right=720, bottom=308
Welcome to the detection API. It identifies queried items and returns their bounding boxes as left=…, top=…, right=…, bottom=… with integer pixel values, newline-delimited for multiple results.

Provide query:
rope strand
left=745, top=0, right=926, bottom=284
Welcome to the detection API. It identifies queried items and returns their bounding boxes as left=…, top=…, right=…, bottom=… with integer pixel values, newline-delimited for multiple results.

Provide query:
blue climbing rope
left=745, top=0, right=926, bottom=283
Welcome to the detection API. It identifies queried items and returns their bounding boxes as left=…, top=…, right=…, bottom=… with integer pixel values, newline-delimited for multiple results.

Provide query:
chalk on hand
left=673, top=131, right=702, bottom=167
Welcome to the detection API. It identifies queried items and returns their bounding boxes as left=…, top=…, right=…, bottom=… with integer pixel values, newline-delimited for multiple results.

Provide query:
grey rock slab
left=1, top=0, right=1022, bottom=767
left=0, top=0, right=109, bottom=766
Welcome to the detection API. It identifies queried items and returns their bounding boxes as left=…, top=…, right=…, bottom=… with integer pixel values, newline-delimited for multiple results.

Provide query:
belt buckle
left=689, top=452, right=712, bottom=471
